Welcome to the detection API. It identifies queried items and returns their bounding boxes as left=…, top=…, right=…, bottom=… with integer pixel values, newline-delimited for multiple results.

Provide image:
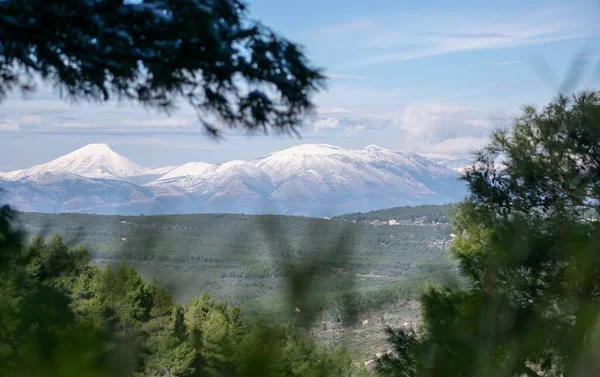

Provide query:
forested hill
left=333, top=204, right=455, bottom=225
left=14, top=208, right=457, bottom=359
left=15, top=210, right=452, bottom=265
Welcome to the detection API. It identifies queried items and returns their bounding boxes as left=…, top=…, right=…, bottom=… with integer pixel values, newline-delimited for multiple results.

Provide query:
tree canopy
left=378, top=92, right=600, bottom=377
left=0, top=0, right=326, bottom=136
left=0, top=206, right=366, bottom=377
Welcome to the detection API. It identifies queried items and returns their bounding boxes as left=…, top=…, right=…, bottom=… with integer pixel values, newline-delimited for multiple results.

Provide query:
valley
left=15, top=205, right=459, bottom=360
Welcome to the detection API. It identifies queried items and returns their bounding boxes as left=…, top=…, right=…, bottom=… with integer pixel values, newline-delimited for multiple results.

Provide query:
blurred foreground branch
left=0, top=0, right=326, bottom=137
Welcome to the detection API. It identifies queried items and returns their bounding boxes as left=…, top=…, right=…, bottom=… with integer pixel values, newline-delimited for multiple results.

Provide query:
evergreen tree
left=0, top=221, right=121, bottom=377
left=0, top=205, right=366, bottom=377
left=378, top=92, right=600, bottom=377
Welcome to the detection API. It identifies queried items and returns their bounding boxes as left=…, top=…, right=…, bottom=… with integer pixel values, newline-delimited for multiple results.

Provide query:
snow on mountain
left=146, top=144, right=465, bottom=215
left=155, top=162, right=215, bottom=181
left=0, top=169, right=25, bottom=180
left=148, top=166, right=178, bottom=175
left=420, top=153, right=473, bottom=173
left=247, top=144, right=464, bottom=215
left=0, top=172, right=155, bottom=214
left=1, top=143, right=466, bottom=216
left=147, top=160, right=277, bottom=213
left=359, top=146, right=464, bottom=199
left=249, top=144, right=393, bottom=214
left=252, top=144, right=370, bottom=184
left=2, top=143, right=151, bottom=181
left=364, top=146, right=448, bottom=172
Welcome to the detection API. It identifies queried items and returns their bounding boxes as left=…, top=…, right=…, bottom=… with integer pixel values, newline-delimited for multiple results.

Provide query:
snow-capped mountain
left=0, top=143, right=466, bottom=216
left=419, top=154, right=473, bottom=173
left=0, top=143, right=178, bottom=185
left=0, top=171, right=156, bottom=213
left=153, top=162, right=215, bottom=182
left=148, top=166, right=179, bottom=175
left=240, top=144, right=461, bottom=215
left=2, top=144, right=152, bottom=181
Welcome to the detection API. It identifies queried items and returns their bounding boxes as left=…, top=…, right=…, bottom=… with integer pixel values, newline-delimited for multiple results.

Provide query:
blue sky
left=1, top=0, right=600, bottom=170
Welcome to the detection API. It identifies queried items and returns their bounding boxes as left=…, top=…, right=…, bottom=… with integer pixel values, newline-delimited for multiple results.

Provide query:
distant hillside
left=334, top=204, right=456, bottom=225
left=14, top=210, right=456, bottom=315
left=14, top=209, right=460, bottom=360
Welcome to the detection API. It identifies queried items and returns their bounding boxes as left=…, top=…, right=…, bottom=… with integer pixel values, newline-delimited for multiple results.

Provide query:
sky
left=1, top=0, right=600, bottom=170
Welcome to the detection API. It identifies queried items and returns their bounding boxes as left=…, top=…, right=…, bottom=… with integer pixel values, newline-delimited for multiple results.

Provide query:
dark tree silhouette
left=0, top=0, right=326, bottom=136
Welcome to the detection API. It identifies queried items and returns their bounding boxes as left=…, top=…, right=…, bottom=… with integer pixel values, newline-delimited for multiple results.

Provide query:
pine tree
left=0, top=207, right=365, bottom=377
left=379, top=92, right=600, bottom=377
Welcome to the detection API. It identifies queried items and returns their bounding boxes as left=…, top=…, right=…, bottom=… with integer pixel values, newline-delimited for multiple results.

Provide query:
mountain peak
left=157, top=161, right=215, bottom=180
left=365, top=144, right=386, bottom=150
left=69, top=143, right=118, bottom=158
left=75, top=143, right=111, bottom=152
left=2, top=142, right=466, bottom=215
left=278, top=144, right=343, bottom=154
left=58, top=143, right=149, bottom=179
left=3, top=142, right=150, bottom=180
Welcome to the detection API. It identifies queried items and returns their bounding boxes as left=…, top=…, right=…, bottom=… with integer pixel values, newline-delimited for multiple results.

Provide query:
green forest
left=13, top=209, right=458, bottom=359
left=0, top=219, right=368, bottom=377
left=333, top=205, right=455, bottom=225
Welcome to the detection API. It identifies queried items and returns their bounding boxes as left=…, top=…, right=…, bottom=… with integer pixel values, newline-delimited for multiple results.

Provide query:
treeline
left=15, top=211, right=452, bottom=271
left=334, top=205, right=455, bottom=224
left=0, top=210, right=368, bottom=377
left=11, top=211, right=457, bottom=332
left=10, top=210, right=458, bottom=335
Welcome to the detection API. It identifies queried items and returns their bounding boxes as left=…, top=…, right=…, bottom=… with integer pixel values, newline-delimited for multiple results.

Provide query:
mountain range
left=0, top=143, right=467, bottom=216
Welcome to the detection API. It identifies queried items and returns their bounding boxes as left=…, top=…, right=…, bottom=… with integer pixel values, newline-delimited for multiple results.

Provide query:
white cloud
left=326, top=73, right=367, bottom=80
left=398, top=103, right=496, bottom=142
left=312, top=107, right=398, bottom=134
left=0, top=111, right=199, bottom=134
left=310, top=102, right=512, bottom=157
left=314, top=103, right=507, bottom=139
left=494, top=60, right=519, bottom=65
left=314, top=117, right=340, bottom=131
left=0, top=115, right=45, bottom=132
left=19, top=115, right=44, bottom=125
left=3, top=99, right=72, bottom=113
left=0, top=119, right=19, bottom=132
left=393, top=103, right=509, bottom=157
left=0, top=114, right=47, bottom=132
left=316, top=107, right=353, bottom=114
left=341, top=124, right=367, bottom=136
left=119, top=116, right=191, bottom=128
left=321, top=5, right=596, bottom=68
left=427, top=136, right=489, bottom=156
left=100, top=136, right=225, bottom=150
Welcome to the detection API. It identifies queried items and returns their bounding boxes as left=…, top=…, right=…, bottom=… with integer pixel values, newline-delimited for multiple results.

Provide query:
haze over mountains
left=0, top=143, right=467, bottom=216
